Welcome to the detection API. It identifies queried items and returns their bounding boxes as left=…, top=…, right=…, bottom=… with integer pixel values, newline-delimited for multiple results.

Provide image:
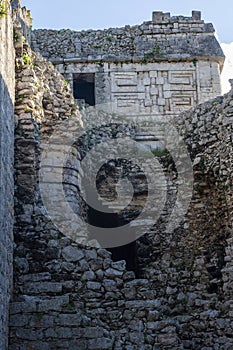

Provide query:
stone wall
left=4, top=3, right=233, bottom=349
left=31, top=11, right=224, bottom=119
left=9, top=17, right=233, bottom=346
left=0, top=1, right=15, bottom=348
left=55, top=60, right=222, bottom=116
left=32, top=11, right=223, bottom=62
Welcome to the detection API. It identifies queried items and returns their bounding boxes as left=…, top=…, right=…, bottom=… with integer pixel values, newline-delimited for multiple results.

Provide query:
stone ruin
left=32, top=9, right=224, bottom=115
left=1, top=0, right=233, bottom=349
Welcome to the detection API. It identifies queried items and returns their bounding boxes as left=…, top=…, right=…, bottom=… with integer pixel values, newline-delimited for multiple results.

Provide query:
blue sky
left=22, top=0, right=233, bottom=43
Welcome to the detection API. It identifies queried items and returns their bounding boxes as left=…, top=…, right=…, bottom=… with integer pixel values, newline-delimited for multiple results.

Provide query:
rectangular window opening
left=73, top=73, right=95, bottom=106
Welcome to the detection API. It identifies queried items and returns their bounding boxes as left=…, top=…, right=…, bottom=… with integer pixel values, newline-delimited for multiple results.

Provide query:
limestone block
left=143, top=77, right=151, bottom=86
left=62, top=246, right=84, bottom=262
left=164, top=91, right=171, bottom=98
left=138, top=92, right=146, bottom=99
left=145, top=99, right=153, bottom=107
left=156, top=77, right=164, bottom=85
left=150, top=87, right=158, bottom=95
left=149, top=71, right=158, bottom=78
left=158, top=98, right=166, bottom=106
left=163, top=83, right=171, bottom=91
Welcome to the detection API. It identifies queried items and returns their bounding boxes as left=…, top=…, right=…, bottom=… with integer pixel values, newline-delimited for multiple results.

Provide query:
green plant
left=0, top=3, right=7, bottom=18
left=192, top=58, right=198, bottom=67
left=151, top=148, right=169, bottom=157
left=154, top=43, right=161, bottom=54
left=106, top=36, right=112, bottom=42
left=26, top=9, right=33, bottom=26
left=13, top=29, right=19, bottom=42
left=23, top=53, right=31, bottom=65
left=16, top=94, right=26, bottom=100
left=144, top=44, right=162, bottom=59
left=141, top=58, right=148, bottom=65
left=144, top=51, right=154, bottom=59
left=24, top=106, right=33, bottom=112
left=136, top=148, right=168, bottom=159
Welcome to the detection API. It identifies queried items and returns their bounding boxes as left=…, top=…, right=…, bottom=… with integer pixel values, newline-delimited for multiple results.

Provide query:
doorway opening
left=87, top=205, right=138, bottom=275
left=73, top=73, right=95, bottom=106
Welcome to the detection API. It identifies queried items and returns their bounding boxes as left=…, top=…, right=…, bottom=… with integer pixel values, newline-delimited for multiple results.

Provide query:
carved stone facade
left=32, top=11, right=224, bottom=118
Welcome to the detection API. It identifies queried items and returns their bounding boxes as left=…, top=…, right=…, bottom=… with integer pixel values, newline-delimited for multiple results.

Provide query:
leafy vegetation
left=144, top=44, right=162, bottom=59
left=192, top=58, right=198, bottom=67
left=0, top=2, right=7, bottom=18
left=13, top=29, right=19, bottom=42
left=23, top=54, right=31, bottom=65
left=136, top=147, right=169, bottom=159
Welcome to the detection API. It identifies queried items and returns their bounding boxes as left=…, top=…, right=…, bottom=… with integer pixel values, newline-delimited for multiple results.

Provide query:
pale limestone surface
left=0, top=1, right=15, bottom=348
left=32, top=11, right=224, bottom=119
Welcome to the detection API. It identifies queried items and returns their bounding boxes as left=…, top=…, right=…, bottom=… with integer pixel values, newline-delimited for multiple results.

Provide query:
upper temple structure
left=32, top=10, right=224, bottom=116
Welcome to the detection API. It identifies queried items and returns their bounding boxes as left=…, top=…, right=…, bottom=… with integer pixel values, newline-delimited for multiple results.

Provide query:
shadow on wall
left=0, top=73, right=14, bottom=350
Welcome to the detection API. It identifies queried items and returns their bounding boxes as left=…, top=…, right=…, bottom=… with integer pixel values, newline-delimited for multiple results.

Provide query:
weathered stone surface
left=32, top=11, right=223, bottom=116
left=82, top=270, right=96, bottom=281
left=3, top=2, right=233, bottom=350
left=62, top=246, right=84, bottom=262
left=0, top=2, right=15, bottom=348
left=32, top=12, right=223, bottom=62
left=105, top=268, right=124, bottom=278
left=86, top=281, right=102, bottom=291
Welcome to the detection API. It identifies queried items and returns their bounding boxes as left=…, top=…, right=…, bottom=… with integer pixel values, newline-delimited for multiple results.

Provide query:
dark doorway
left=87, top=198, right=138, bottom=275
left=108, top=242, right=137, bottom=274
left=73, top=73, right=95, bottom=106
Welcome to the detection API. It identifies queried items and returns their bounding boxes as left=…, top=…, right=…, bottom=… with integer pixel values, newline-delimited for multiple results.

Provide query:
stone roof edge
left=49, top=55, right=225, bottom=69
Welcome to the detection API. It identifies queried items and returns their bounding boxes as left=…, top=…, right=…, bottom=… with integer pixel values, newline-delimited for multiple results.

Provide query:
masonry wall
left=9, top=80, right=233, bottom=349
left=0, top=1, right=15, bottom=348
left=32, top=11, right=223, bottom=62
left=7, top=5, right=233, bottom=350
left=32, top=11, right=224, bottom=117
left=56, top=60, right=221, bottom=116
left=8, top=16, right=233, bottom=347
